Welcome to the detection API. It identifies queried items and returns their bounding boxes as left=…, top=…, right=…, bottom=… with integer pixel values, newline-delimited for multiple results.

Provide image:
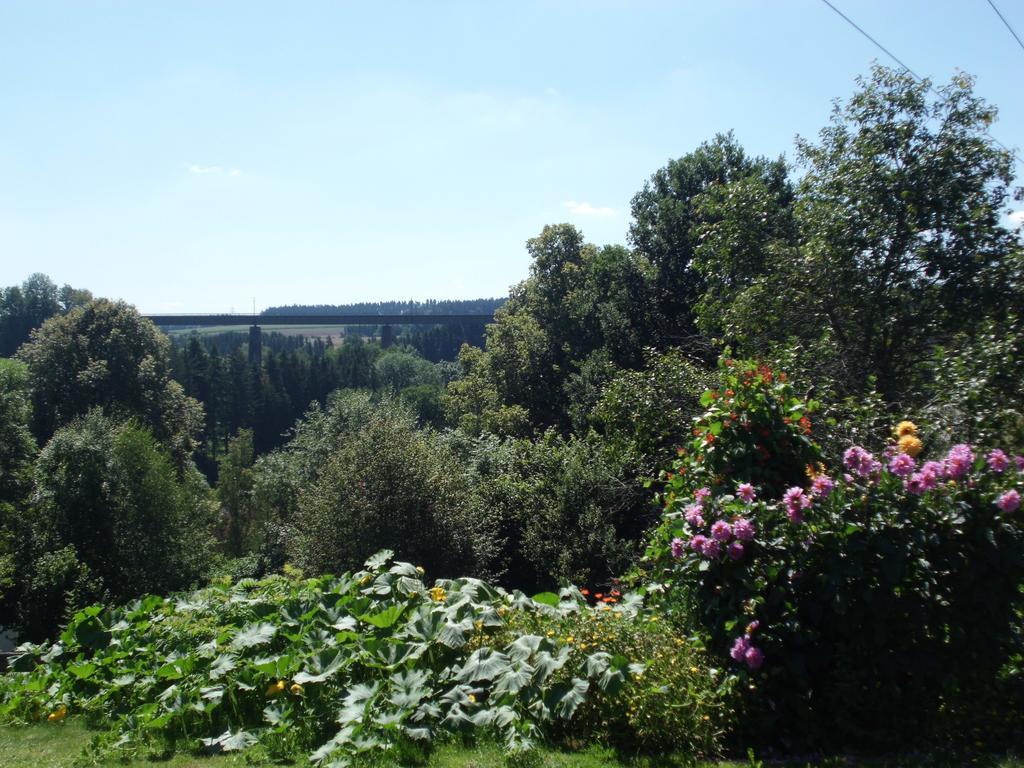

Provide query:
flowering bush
left=666, top=356, right=821, bottom=501
left=644, top=369, right=1024, bottom=750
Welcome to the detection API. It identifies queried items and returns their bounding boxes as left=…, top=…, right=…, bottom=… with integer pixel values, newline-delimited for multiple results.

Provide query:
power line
left=817, top=0, right=1022, bottom=170
left=818, top=0, right=923, bottom=81
left=985, top=0, right=1024, bottom=55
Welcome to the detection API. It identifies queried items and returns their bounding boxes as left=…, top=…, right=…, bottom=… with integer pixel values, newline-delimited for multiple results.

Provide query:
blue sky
left=1, top=1, right=1022, bottom=313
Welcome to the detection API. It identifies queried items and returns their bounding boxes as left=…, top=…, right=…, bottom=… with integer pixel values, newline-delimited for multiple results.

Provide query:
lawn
left=2, top=722, right=1022, bottom=768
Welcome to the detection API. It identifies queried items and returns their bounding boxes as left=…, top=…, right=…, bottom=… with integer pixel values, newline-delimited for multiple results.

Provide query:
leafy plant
left=0, top=552, right=727, bottom=765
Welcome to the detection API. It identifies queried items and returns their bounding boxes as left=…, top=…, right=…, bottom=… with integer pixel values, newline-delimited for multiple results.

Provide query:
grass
left=2, top=722, right=1021, bottom=768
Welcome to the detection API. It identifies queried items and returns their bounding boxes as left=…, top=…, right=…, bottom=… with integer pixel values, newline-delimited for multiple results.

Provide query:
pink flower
left=920, top=461, right=943, bottom=485
left=727, top=541, right=745, bottom=560
left=689, top=535, right=708, bottom=555
left=811, top=475, right=834, bottom=498
left=671, top=537, right=685, bottom=558
left=695, top=487, right=712, bottom=506
left=745, top=620, right=760, bottom=634
left=744, top=646, right=765, bottom=670
left=702, top=538, right=722, bottom=559
left=905, top=473, right=927, bottom=495
left=783, top=487, right=811, bottom=522
left=737, top=483, right=756, bottom=503
left=730, top=634, right=751, bottom=662
left=843, top=446, right=877, bottom=477
left=889, top=453, right=916, bottom=478
left=1015, top=455, right=1024, bottom=472
left=732, top=518, right=755, bottom=542
left=711, top=520, right=732, bottom=542
left=987, top=449, right=1010, bottom=473
left=944, top=444, right=975, bottom=480
left=684, top=503, right=705, bottom=528
left=996, top=489, right=1020, bottom=513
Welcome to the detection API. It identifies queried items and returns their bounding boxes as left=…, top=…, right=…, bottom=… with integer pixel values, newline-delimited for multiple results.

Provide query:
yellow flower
left=468, top=694, right=476, bottom=703
left=805, top=462, right=825, bottom=479
left=895, top=420, right=918, bottom=438
left=290, top=683, right=304, bottom=695
left=267, top=680, right=286, bottom=697
left=898, top=434, right=923, bottom=458
left=428, top=586, right=447, bottom=602
left=47, top=704, right=67, bottom=722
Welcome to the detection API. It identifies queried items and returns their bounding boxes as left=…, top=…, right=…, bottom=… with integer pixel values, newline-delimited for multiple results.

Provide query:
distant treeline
left=261, top=298, right=505, bottom=316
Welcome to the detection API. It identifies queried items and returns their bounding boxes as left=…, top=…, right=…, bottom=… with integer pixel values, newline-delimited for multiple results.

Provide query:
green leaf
left=530, top=592, right=559, bottom=607
left=357, top=603, right=405, bottom=629
left=456, top=648, right=511, bottom=682
left=67, top=662, right=97, bottom=680
left=545, top=677, right=589, bottom=719
left=364, top=550, right=394, bottom=570
left=230, top=622, right=277, bottom=650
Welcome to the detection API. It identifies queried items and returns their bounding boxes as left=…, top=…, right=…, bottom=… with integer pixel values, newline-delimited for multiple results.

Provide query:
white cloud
left=1008, top=210, right=1024, bottom=224
left=562, top=200, right=616, bottom=217
left=188, top=163, right=242, bottom=176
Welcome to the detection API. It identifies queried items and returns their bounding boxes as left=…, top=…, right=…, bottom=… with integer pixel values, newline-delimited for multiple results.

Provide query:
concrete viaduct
left=144, top=314, right=495, bottom=363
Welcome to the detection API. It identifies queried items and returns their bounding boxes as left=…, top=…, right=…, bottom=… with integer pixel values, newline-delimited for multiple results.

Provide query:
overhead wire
left=817, top=0, right=1022, bottom=171
left=985, top=0, right=1024, bottom=56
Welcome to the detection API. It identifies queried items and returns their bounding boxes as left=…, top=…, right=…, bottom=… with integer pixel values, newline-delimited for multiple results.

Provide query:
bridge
left=144, top=313, right=495, bottom=363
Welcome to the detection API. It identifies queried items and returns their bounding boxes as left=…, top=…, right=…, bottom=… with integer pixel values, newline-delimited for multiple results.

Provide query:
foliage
left=629, top=132, right=791, bottom=347
left=0, top=553, right=723, bottom=765
left=374, top=348, right=441, bottom=392
left=920, top=315, right=1024, bottom=456
left=17, top=299, right=204, bottom=465
left=217, top=430, right=256, bottom=557
left=457, top=431, right=653, bottom=594
left=14, top=412, right=217, bottom=640
left=445, top=227, right=654, bottom=434
left=644, top=372, right=1024, bottom=750
left=671, top=357, right=820, bottom=500
left=283, top=392, right=479, bottom=579
left=589, top=348, right=714, bottom=474
left=0, top=274, right=92, bottom=358
left=0, top=359, right=37, bottom=617
left=501, top=605, right=734, bottom=754
left=710, top=67, right=1022, bottom=403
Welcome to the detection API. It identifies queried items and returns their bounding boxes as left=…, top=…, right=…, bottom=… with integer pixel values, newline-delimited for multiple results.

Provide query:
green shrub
left=644, top=364, right=1024, bottom=751
left=286, top=395, right=479, bottom=578
left=0, top=553, right=672, bottom=764
left=921, top=314, right=1024, bottom=455
left=501, top=605, right=734, bottom=754
left=460, top=431, right=653, bottom=593
left=589, top=347, right=713, bottom=474
left=17, top=411, right=217, bottom=639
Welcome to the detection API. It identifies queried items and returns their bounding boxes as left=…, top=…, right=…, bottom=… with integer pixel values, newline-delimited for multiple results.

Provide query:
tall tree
left=16, top=299, right=204, bottom=464
left=629, top=133, right=790, bottom=347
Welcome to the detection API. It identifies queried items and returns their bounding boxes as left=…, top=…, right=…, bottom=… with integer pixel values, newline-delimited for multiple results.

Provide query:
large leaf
left=364, top=550, right=394, bottom=570
left=357, top=603, right=405, bottom=629
left=230, top=622, right=277, bottom=650
left=531, top=592, right=560, bottom=607
left=456, top=648, right=511, bottom=682
left=201, top=729, right=260, bottom=753
left=545, top=677, right=590, bottom=719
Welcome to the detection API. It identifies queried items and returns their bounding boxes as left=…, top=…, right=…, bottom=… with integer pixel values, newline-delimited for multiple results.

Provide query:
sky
left=1, top=0, right=1022, bottom=313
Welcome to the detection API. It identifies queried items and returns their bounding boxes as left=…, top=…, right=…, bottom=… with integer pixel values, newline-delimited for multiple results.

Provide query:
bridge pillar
left=381, top=324, right=394, bottom=349
left=248, top=324, right=262, bottom=364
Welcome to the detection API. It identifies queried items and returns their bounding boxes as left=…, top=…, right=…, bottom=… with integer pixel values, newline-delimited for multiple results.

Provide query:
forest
left=1, top=66, right=1023, bottom=763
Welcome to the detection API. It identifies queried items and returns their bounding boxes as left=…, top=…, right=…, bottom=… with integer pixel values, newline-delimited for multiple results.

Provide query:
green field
left=0, top=721, right=722, bottom=768
left=3, top=722, right=1023, bottom=768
